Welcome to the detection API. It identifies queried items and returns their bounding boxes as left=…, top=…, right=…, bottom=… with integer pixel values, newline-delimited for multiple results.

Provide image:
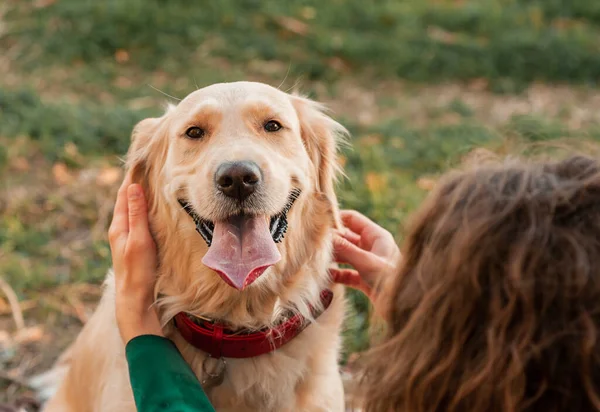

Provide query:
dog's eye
left=185, top=127, right=205, bottom=139
left=264, top=120, right=282, bottom=132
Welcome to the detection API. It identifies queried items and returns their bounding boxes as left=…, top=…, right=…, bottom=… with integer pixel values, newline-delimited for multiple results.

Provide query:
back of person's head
left=361, top=154, right=600, bottom=412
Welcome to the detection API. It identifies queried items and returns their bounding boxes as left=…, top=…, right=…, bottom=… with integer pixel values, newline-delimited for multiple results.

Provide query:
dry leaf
left=468, top=77, right=489, bottom=91
left=34, top=0, right=56, bottom=8
left=114, top=76, right=133, bottom=88
left=427, top=26, right=457, bottom=45
left=438, top=112, right=462, bottom=126
left=115, top=49, right=130, bottom=63
left=366, top=172, right=387, bottom=194
left=11, top=157, right=30, bottom=172
left=327, top=57, right=350, bottom=73
left=300, top=7, right=316, bottom=20
left=13, top=326, right=45, bottom=344
left=417, top=177, right=437, bottom=191
left=277, top=16, right=309, bottom=36
left=552, top=18, right=579, bottom=31
left=52, top=163, right=73, bottom=185
left=128, top=97, right=155, bottom=110
left=0, top=330, right=11, bottom=343
left=360, top=134, right=382, bottom=147
left=96, top=167, right=122, bottom=187
left=64, top=142, right=80, bottom=158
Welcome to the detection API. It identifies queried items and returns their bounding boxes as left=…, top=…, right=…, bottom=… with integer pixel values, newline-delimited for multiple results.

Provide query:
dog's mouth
left=177, top=189, right=301, bottom=290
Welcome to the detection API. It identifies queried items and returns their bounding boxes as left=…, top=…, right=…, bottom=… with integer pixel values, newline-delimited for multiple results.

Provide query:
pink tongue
left=202, top=215, right=281, bottom=290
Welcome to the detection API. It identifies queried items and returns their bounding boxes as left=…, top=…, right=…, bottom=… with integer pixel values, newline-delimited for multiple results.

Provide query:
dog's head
left=127, top=82, right=346, bottom=298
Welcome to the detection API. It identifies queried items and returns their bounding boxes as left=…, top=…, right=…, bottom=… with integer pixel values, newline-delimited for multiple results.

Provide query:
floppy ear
left=292, top=94, right=348, bottom=229
left=125, top=109, right=170, bottom=212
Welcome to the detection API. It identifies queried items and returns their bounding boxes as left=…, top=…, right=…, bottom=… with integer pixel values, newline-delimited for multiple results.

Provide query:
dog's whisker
left=147, top=84, right=182, bottom=101
left=285, top=75, right=304, bottom=94
left=276, top=61, right=292, bottom=91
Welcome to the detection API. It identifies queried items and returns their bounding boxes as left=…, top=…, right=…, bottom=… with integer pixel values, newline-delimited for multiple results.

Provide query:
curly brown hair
left=361, top=155, right=600, bottom=412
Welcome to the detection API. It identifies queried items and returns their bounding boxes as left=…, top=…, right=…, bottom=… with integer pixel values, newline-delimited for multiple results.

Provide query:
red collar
left=174, top=289, right=333, bottom=359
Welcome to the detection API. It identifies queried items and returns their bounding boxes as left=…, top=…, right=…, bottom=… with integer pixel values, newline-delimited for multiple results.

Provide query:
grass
left=3, top=0, right=600, bottom=397
left=5, top=0, right=600, bottom=97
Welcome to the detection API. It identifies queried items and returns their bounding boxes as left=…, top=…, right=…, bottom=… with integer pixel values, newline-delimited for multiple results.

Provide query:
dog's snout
left=215, top=161, right=262, bottom=201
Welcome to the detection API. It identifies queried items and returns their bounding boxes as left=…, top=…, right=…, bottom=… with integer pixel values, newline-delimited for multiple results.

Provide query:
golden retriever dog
left=36, top=81, right=348, bottom=412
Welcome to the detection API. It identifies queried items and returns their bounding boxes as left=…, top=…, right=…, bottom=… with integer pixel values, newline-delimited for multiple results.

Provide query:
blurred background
left=2, top=0, right=600, bottom=408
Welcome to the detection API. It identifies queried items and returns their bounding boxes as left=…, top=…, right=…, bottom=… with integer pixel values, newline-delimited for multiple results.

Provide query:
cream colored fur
left=39, top=82, right=348, bottom=412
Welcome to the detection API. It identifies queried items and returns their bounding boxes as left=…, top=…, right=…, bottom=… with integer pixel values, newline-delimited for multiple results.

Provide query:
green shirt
left=125, top=335, right=216, bottom=412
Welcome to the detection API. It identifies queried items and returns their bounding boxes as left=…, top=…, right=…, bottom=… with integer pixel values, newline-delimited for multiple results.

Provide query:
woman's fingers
left=340, top=210, right=392, bottom=250
left=332, top=234, right=386, bottom=284
left=335, top=228, right=361, bottom=246
left=108, top=177, right=131, bottom=248
left=126, top=184, right=154, bottom=252
left=329, top=268, right=372, bottom=296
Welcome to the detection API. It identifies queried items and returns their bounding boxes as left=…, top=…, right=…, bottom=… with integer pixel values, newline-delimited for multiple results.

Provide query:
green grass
left=5, top=0, right=600, bottom=90
left=0, top=88, right=154, bottom=160
left=3, top=0, right=600, bottom=362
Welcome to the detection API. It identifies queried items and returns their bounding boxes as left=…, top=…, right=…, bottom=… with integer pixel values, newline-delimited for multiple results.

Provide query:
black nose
left=215, top=161, right=262, bottom=202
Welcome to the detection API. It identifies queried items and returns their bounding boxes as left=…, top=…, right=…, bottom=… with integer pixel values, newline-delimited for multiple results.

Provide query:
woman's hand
left=108, top=174, right=162, bottom=344
left=330, top=210, right=401, bottom=304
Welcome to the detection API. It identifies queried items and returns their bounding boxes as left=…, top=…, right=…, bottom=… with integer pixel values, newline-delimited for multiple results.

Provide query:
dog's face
left=127, top=82, right=345, bottom=295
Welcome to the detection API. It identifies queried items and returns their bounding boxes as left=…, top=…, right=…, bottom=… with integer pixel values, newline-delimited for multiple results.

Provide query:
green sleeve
left=125, top=335, right=215, bottom=412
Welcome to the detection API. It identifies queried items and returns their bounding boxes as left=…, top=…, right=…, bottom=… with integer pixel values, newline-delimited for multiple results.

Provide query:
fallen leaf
left=115, top=49, right=130, bottom=63
left=427, top=26, right=457, bottom=45
left=33, top=0, right=56, bottom=8
left=128, top=97, right=155, bottom=110
left=327, top=57, right=350, bottom=73
left=360, top=134, right=382, bottom=147
left=300, top=7, right=316, bottom=20
left=13, top=326, right=45, bottom=345
left=0, top=330, right=11, bottom=348
left=552, top=18, right=579, bottom=31
left=468, top=78, right=489, bottom=91
left=96, top=167, right=122, bottom=187
left=417, top=177, right=437, bottom=191
left=114, top=76, right=133, bottom=88
left=438, top=112, right=462, bottom=126
left=52, top=163, right=73, bottom=185
left=11, top=157, right=30, bottom=172
left=64, top=142, right=80, bottom=158
left=366, top=172, right=387, bottom=194
left=277, top=16, right=309, bottom=36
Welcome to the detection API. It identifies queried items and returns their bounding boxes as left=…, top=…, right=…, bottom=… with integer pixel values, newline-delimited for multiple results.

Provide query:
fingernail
left=128, top=185, right=141, bottom=200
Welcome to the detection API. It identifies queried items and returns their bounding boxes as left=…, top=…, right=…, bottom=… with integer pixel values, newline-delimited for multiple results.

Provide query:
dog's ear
left=126, top=108, right=171, bottom=211
left=292, top=94, right=347, bottom=229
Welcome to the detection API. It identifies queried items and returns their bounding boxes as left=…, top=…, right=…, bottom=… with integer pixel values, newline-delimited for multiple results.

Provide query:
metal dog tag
left=201, top=356, right=227, bottom=389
